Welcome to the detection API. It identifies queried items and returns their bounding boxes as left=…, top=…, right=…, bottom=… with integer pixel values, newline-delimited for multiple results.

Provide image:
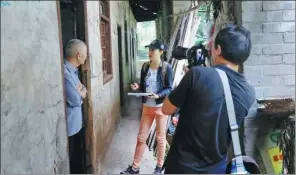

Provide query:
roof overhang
left=129, top=0, right=161, bottom=22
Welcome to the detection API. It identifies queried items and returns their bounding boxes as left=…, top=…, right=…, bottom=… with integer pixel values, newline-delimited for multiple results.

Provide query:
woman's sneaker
left=153, top=166, right=162, bottom=174
left=120, top=165, right=140, bottom=174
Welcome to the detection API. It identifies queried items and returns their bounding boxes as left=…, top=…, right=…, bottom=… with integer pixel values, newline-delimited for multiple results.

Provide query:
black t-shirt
left=165, top=65, right=255, bottom=174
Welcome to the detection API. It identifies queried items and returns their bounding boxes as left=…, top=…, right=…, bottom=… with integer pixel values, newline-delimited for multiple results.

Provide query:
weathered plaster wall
left=85, top=1, right=137, bottom=173
left=1, top=1, right=69, bottom=174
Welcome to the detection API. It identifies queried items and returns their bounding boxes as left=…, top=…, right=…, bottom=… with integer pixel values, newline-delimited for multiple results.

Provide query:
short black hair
left=214, top=24, right=252, bottom=64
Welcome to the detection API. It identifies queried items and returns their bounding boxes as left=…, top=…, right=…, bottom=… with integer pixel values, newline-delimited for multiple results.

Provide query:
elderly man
left=64, top=39, right=88, bottom=174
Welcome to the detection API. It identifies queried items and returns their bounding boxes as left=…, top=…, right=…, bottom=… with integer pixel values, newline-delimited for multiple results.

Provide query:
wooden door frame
left=82, top=1, right=94, bottom=173
left=117, top=24, right=124, bottom=106
left=56, top=1, right=94, bottom=173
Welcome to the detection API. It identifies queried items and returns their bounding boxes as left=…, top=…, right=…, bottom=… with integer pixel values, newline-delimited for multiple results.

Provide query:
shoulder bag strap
left=215, top=68, right=246, bottom=174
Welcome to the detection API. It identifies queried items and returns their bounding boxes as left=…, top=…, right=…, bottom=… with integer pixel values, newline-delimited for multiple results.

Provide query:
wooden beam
left=173, top=11, right=195, bottom=88
left=167, top=15, right=182, bottom=62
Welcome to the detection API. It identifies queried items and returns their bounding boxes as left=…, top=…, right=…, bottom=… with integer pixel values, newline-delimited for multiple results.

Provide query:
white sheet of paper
left=127, top=93, right=152, bottom=97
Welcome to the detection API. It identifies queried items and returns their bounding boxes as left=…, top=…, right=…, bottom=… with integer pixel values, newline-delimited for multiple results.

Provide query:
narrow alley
left=103, top=96, right=156, bottom=174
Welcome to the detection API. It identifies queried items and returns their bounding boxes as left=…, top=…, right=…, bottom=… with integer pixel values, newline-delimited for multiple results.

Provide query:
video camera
left=172, top=44, right=209, bottom=68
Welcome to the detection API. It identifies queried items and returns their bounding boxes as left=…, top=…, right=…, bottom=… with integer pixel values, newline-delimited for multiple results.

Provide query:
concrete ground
left=102, top=96, right=157, bottom=174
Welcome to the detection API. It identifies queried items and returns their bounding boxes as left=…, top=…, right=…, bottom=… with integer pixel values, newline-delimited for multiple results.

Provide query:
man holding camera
left=160, top=25, right=255, bottom=174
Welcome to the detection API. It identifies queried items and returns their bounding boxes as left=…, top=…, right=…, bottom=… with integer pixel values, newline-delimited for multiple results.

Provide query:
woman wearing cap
left=120, top=39, right=174, bottom=174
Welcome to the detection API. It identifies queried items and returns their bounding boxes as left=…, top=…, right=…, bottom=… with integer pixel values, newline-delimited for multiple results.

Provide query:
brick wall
left=241, top=1, right=295, bottom=164
left=243, top=1, right=295, bottom=99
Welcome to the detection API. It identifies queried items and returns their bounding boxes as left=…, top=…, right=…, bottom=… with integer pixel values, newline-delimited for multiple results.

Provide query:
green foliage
left=136, top=4, right=213, bottom=60
left=136, top=21, right=156, bottom=60
left=137, top=49, right=148, bottom=60
left=195, top=3, right=213, bottom=45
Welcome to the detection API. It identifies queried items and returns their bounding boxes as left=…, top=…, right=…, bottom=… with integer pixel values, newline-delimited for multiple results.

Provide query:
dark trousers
left=164, top=155, right=227, bottom=174
left=68, top=128, right=86, bottom=174
left=164, top=162, right=227, bottom=174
